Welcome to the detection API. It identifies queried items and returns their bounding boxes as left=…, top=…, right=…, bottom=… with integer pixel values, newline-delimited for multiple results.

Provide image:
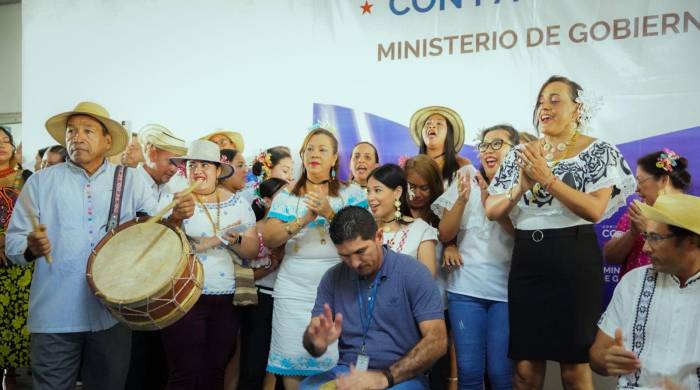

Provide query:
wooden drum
left=86, top=217, right=203, bottom=330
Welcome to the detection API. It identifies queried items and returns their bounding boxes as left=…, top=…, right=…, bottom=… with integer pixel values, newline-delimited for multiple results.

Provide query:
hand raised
left=604, top=328, right=642, bottom=376
left=307, top=304, right=343, bottom=352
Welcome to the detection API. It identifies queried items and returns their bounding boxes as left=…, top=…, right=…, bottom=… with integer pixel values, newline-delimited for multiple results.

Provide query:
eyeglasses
left=642, top=232, right=675, bottom=243
left=636, top=176, right=654, bottom=185
left=477, top=139, right=512, bottom=153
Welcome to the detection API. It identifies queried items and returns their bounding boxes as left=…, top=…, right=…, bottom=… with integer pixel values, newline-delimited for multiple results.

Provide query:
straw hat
left=636, top=193, right=700, bottom=235
left=409, top=106, right=465, bottom=152
left=200, top=129, right=245, bottom=153
left=45, top=101, right=128, bottom=157
left=170, top=140, right=234, bottom=180
left=138, top=124, right=187, bottom=156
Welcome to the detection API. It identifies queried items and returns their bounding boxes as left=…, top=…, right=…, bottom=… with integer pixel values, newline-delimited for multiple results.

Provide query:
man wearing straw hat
left=5, top=102, right=195, bottom=390
left=590, top=193, right=700, bottom=389
left=126, top=123, right=189, bottom=390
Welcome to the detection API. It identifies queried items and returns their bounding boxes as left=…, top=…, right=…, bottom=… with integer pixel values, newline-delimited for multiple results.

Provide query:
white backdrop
left=22, top=0, right=700, bottom=159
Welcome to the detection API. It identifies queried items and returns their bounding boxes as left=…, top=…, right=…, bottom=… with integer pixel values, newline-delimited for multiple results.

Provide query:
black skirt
left=508, top=225, right=603, bottom=363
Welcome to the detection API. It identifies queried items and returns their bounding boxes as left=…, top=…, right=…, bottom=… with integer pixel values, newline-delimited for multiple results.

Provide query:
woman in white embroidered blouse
left=484, top=76, right=636, bottom=390
left=432, top=125, right=519, bottom=389
left=367, top=163, right=437, bottom=276
left=161, top=140, right=259, bottom=390
left=262, top=127, right=368, bottom=388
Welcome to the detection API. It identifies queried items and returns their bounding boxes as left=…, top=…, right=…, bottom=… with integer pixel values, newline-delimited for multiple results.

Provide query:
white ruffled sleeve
left=581, top=141, right=637, bottom=220
left=267, top=189, right=297, bottom=222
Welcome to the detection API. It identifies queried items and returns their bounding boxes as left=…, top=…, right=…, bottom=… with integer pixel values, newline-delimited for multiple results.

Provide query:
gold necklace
left=195, top=190, right=221, bottom=236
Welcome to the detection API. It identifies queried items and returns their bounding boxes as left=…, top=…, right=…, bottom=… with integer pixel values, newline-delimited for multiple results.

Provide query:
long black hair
left=418, top=115, right=459, bottom=184
left=367, top=163, right=412, bottom=224
left=252, top=177, right=288, bottom=221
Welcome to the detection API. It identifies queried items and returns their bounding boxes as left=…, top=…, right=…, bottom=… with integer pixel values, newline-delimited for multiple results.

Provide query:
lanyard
left=355, top=260, right=386, bottom=353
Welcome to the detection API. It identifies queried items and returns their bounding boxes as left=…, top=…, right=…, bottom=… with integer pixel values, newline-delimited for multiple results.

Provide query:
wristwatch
left=382, top=367, right=395, bottom=388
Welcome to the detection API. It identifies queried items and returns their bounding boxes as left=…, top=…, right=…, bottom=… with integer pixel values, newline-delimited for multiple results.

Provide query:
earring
left=393, top=198, right=402, bottom=220
left=331, top=168, right=336, bottom=180
left=570, top=122, right=578, bottom=130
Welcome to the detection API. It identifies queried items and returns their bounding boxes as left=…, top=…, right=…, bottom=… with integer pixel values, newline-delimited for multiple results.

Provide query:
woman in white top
left=161, top=140, right=259, bottom=390
left=485, top=76, right=636, bottom=390
left=432, top=125, right=519, bottom=389
left=367, top=163, right=437, bottom=275
left=262, top=127, right=368, bottom=389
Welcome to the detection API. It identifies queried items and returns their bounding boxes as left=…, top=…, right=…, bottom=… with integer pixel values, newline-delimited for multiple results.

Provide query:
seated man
left=590, top=193, right=700, bottom=389
left=301, top=206, right=447, bottom=389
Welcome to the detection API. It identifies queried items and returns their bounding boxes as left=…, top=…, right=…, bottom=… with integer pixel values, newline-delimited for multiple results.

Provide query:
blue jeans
left=448, top=292, right=513, bottom=390
left=300, top=364, right=429, bottom=389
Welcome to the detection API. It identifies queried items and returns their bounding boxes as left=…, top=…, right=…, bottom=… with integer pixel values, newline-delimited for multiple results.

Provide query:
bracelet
left=326, top=211, right=336, bottom=224
left=382, top=367, right=395, bottom=388
left=545, top=176, right=558, bottom=192
left=285, top=219, right=301, bottom=236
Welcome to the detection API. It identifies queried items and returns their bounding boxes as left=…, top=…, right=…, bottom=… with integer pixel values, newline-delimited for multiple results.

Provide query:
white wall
left=0, top=3, right=21, bottom=115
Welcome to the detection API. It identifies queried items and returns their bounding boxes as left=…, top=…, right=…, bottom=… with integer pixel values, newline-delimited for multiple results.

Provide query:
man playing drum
left=5, top=102, right=195, bottom=390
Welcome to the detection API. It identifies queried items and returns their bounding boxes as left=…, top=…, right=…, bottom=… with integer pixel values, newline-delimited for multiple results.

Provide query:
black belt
left=515, top=225, right=593, bottom=243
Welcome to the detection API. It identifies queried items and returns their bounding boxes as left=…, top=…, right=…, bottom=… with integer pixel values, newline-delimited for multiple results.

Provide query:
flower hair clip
left=574, top=89, right=603, bottom=132
left=255, top=150, right=273, bottom=179
left=397, top=155, right=410, bottom=169
left=656, top=148, right=680, bottom=172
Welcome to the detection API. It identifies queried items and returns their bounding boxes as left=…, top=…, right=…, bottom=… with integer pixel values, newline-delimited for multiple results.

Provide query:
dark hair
left=403, top=155, right=444, bottom=228
left=252, top=177, right=288, bottom=221
left=478, top=124, right=520, bottom=183
left=418, top=114, right=459, bottom=184
left=37, top=147, right=49, bottom=158
left=252, top=146, right=292, bottom=178
left=367, top=164, right=411, bottom=223
left=532, top=75, right=584, bottom=132
left=0, top=126, right=15, bottom=149
left=668, top=225, right=700, bottom=249
left=292, top=128, right=342, bottom=197
left=220, top=148, right=239, bottom=165
left=329, top=206, right=378, bottom=245
left=637, top=151, right=691, bottom=191
left=46, top=145, right=68, bottom=162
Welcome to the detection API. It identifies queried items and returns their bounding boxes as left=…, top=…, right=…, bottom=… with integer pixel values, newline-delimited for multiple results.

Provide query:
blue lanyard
left=355, top=263, right=385, bottom=353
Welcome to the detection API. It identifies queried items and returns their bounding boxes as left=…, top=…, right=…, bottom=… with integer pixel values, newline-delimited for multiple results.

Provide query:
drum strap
left=107, top=165, right=127, bottom=232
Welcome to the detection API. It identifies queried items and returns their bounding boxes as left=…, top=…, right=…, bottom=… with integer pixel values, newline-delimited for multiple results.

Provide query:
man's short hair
left=329, top=206, right=377, bottom=245
left=46, top=145, right=68, bottom=162
left=37, top=147, right=49, bottom=158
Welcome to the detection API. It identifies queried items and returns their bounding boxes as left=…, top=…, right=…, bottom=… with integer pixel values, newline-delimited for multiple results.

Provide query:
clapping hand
left=628, top=202, right=646, bottom=235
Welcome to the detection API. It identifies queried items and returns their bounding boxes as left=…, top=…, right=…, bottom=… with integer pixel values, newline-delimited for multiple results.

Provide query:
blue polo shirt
left=311, top=246, right=444, bottom=369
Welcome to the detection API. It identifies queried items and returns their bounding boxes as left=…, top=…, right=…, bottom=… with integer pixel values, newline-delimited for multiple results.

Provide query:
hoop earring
left=393, top=198, right=402, bottom=220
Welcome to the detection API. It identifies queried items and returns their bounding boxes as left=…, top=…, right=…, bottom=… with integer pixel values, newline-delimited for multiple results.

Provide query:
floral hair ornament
left=255, top=150, right=273, bottom=179
left=397, top=155, right=410, bottom=169
left=574, top=89, right=604, bottom=132
left=656, top=148, right=680, bottom=172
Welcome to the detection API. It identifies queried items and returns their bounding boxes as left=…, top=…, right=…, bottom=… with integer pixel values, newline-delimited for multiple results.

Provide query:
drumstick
left=18, top=192, right=53, bottom=264
left=136, top=179, right=203, bottom=264
left=146, top=180, right=202, bottom=224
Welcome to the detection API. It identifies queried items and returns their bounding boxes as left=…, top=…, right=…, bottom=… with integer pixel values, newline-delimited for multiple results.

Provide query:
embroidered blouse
left=488, top=139, right=636, bottom=230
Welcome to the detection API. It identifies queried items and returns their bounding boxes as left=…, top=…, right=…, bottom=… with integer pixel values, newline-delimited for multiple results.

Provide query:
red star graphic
left=361, top=0, right=373, bottom=15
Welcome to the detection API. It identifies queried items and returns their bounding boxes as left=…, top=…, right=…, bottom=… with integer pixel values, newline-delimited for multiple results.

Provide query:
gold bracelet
left=285, top=219, right=302, bottom=236
left=326, top=211, right=336, bottom=224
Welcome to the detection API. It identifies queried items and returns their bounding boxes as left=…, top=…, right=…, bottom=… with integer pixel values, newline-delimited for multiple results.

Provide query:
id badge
left=355, top=353, right=370, bottom=372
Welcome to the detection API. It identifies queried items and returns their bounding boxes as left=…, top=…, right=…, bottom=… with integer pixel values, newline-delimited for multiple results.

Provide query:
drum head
left=91, top=222, right=184, bottom=303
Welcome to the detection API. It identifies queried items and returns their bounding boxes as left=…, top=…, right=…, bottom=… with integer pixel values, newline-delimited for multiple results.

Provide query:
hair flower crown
left=656, top=148, right=680, bottom=172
